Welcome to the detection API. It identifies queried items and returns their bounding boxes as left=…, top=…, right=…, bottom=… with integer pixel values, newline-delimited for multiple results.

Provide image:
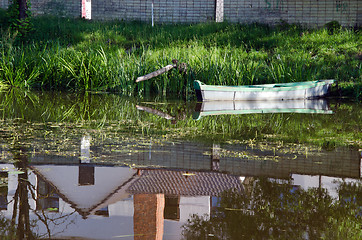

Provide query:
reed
left=0, top=14, right=361, bottom=99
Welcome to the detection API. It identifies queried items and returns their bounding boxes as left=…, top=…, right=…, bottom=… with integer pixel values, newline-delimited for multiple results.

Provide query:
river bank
left=0, top=12, right=361, bottom=100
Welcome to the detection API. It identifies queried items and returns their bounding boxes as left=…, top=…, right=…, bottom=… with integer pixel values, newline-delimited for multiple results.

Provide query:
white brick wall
left=0, top=0, right=9, bottom=9
left=0, top=0, right=361, bottom=26
left=91, top=0, right=215, bottom=23
left=224, top=0, right=362, bottom=27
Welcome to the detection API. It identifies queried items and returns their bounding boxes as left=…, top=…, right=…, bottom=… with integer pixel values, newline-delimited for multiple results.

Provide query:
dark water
left=0, top=90, right=361, bottom=239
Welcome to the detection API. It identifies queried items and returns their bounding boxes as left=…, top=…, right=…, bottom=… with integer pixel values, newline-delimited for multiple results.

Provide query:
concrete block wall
left=0, top=0, right=9, bottom=9
left=0, top=0, right=81, bottom=17
left=92, top=0, right=215, bottom=23
left=30, top=0, right=81, bottom=17
left=224, top=0, right=362, bottom=27
left=0, top=0, right=361, bottom=26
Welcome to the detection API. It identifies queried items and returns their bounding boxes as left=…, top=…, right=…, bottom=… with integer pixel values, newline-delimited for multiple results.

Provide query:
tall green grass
left=0, top=14, right=361, bottom=99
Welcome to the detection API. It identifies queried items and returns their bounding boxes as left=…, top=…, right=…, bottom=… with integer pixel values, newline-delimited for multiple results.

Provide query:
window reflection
left=0, top=171, right=7, bottom=211
left=164, top=196, right=180, bottom=221
left=36, top=178, right=59, bottom=212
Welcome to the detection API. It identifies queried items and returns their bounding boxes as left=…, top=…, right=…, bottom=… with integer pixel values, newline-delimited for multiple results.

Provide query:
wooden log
left=135, top=64, right=175, bottom=82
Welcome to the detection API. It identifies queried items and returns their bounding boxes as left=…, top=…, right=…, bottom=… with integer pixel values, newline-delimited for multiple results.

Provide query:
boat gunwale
left=194, top=80, right=335, bottom=92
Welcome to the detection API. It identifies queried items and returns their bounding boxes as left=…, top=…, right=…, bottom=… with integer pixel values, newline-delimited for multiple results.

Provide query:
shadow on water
left=0, top=89, right=361, bottom=239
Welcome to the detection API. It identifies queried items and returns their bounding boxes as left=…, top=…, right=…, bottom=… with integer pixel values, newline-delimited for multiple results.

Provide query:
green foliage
left=0, top=215, right=17, bottom=239
left=0, top=14, right=361, bottom=99
left=0, top=31, right=41, bottom=88
left=325, top=21, right=341, bottom=34
left=6, top=0, right=32, bottom=38
left=182, top=179, right=362, bottom=240
left=0, top=9, right=8, bottom=27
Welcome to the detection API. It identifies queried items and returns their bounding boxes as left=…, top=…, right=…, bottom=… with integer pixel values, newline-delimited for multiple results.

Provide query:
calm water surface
left=0, top=90, right=361, bottom=239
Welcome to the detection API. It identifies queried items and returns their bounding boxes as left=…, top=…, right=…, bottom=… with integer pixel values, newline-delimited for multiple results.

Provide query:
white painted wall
left=292, top=174, right=360, bottom=198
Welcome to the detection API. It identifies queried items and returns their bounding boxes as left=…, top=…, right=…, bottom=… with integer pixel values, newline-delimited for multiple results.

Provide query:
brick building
left=1, top=0, right=362, bottom=27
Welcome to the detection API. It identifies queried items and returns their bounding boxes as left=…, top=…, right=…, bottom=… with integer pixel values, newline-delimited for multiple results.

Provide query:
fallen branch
left=135, top=64, right=175, bottom=82
left=135, top=59, right=188, bottom=83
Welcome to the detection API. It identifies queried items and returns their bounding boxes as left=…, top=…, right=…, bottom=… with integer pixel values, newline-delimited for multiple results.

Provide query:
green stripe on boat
left=194, top=80, right=335, bottom=92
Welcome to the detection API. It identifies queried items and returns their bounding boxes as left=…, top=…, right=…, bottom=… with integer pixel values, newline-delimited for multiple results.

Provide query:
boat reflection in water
left=193, top=99, right=333, bottom=120
left=0, top=136, right=360, bottom=239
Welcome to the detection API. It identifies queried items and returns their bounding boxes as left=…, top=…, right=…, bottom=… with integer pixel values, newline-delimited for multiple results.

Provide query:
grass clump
left=0, top=14, right=361, bottom=100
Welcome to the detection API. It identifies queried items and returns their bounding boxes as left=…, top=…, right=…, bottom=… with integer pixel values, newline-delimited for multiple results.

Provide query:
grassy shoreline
left=0, top=13, right=361, bottom=100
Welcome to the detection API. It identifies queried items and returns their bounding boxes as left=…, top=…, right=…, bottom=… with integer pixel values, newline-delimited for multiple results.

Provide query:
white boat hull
left=194, top=80, right=335, bottom=101
left=200, top=84, right=331, bottom=101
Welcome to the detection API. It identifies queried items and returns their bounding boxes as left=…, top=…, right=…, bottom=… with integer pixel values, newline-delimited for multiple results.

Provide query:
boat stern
left=194, top=80, right=204, bottom=102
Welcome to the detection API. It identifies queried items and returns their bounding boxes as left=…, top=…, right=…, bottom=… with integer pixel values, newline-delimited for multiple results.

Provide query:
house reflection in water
left=130, top=169, right=243, bottom=240
left=0, top=163, right=242, bottom=239
left=0, top=137, right=360, bottom=239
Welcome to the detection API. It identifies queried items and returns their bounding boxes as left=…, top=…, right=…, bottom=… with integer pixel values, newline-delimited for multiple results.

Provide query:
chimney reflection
left=79, top=135, right=94, bottom=186
left=211, top=144, right=220, bottom=171
left=134, top=194, right=165, bottom=240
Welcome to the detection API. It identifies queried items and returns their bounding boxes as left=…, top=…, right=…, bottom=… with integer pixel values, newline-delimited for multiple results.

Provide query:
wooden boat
left=194, top=80, right=335, bottom=101
left=193, top=99, right=333, bottom=120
